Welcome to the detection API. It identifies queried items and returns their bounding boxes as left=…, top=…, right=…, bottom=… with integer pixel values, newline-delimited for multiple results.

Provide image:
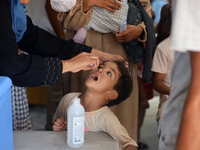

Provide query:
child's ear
left=106, top=90, right=118, bottom=100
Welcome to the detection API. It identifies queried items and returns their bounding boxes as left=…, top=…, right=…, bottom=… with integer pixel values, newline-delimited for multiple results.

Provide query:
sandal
left=138, top=142, right=149, bottom=149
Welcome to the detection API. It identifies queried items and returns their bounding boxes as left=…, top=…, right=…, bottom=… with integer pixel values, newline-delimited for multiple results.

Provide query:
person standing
left=159, top=0, right=200, bottom=149
left=0, top=0, right=123, bottom=130
left=57, top=0, right=155, bottom=141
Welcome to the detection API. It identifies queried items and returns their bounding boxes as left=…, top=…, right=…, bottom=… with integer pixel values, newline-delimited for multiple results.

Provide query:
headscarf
left=8, top=0, right=27, bottom=42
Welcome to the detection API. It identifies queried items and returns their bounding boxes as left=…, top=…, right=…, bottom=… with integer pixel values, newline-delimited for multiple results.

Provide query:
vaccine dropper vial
left=67, top=96, right=85, bottom=148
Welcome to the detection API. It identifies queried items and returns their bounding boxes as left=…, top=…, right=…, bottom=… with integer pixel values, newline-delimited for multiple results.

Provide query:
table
left=13, top=131, right=119, bottom=150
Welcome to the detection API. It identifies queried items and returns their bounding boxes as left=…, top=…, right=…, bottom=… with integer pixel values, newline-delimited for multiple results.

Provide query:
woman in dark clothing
left=0, top=0, right=123, bottom=87
left=0, top=0, right=123, bottom=130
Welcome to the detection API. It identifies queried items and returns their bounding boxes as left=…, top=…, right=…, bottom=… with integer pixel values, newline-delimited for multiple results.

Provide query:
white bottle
left=67, top=96, right=85, bottom=148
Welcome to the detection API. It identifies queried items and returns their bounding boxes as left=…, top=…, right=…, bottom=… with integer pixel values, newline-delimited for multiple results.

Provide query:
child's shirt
left=53, top=92, right=137, bottom=149
left=151, top=37, right=175, bottom=118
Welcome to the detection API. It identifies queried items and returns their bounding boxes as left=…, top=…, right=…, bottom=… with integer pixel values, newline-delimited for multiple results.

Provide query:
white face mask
left=50, top=0, right=77, bottom=12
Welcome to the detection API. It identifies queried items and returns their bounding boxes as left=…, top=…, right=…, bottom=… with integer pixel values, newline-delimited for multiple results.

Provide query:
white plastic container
left=67, top=96, right=85, bottom=148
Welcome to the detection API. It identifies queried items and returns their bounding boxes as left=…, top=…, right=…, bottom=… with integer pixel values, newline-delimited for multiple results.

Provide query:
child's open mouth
left=89, top=73, right=98, bottom=81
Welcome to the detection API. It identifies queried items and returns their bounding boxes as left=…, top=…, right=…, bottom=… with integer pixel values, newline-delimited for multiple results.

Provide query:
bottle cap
left=72, top=96, right=80, bottom=104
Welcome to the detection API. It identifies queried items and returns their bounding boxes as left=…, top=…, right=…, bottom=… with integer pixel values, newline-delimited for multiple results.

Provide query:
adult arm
left=19, top=16, right=122, bottom=71
left=82, top=0, right=121, bottom=13
left=0, top=0, right=62, bottom=87
left=18, top=16, right=92, bottom=60
left=57, top=0, right=121, bottom=31
left=45, top=0, right=66, bottom=39
left=0, top=0, right=122, bottom=87
left=175, top=51, right=200, bottom=150
left=114, top=0, right=152, bottom=43
left=0, top=0, right=95, bottom=87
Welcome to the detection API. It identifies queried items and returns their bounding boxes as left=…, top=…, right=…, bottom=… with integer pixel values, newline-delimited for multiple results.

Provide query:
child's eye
left=107, top=72, right=112, bottom=77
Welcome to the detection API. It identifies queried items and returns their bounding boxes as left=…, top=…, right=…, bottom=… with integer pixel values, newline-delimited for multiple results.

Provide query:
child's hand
left=53, top=118, right=67, bottom=131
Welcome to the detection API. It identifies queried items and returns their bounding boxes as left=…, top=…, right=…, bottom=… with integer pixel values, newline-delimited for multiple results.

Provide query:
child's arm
left=52, top=94, right=73, bottom=130
left=98, top=110, right=138, bottom=150
left=53, top=117, right=67, bottom=131
left=152, top=72, right=170, bottom=95
left=57, top=0, right=121, bottom=31
left=151, top=44, right=172, bottom=95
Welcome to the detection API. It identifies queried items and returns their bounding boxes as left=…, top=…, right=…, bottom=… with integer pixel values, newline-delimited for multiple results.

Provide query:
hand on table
left=53, top=118, right=67, bottom=131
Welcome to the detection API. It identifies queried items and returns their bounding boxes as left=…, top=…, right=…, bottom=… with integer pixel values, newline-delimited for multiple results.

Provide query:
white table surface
left=13, top=131, right=119, bottom=150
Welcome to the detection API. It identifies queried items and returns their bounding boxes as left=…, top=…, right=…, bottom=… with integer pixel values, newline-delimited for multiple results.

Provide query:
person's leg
left=137, top=77, right=150, bottom=149
left=137, top=108, right=149, bottom=149
left=45, top=78, right=64, bottom=130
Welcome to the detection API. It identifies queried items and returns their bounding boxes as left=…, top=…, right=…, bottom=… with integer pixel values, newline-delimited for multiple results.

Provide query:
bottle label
left=72, top=116, right=84, bottom=144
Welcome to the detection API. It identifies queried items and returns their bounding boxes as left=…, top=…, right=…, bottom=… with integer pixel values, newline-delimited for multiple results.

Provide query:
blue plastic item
left=0, top=76, right=13, bottom=150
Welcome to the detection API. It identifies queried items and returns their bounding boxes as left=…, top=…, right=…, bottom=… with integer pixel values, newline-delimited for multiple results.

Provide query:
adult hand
left=114, top=25, right=143, bottom=43
left=83, top=0, right=121, bottom=13
left=91, top=49, right=124, bottom=63
left=93, top=0, right=121, bottom=12
left=61, top=52, right=100, bottom=73
left=53, top=118, right=67, bottom=131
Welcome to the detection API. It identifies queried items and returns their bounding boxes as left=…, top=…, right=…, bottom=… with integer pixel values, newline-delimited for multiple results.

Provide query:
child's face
left=85, top=61, right=121, bottom=93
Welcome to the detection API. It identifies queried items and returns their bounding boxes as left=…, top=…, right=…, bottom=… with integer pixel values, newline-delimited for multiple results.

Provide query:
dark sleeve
left=18, top=16, right=92, bottom=60
left=0, top=0, right=91, bottom=87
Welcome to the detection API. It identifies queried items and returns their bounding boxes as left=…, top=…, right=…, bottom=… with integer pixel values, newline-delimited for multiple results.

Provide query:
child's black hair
left=156, top=3, right=172, bottom=45
left=107, top=61, right=133, bottom=107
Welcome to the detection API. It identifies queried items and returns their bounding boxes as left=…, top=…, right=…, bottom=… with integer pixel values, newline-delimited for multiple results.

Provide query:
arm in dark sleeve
left=0, top=0, right=61, bottom=87
left=0, top=0, right=92, bottom=87
left=18, top=16, right=92, bottom=60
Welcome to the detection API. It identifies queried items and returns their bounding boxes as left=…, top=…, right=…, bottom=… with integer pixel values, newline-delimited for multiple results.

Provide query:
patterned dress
left=12, top=85, right=32, bottom=131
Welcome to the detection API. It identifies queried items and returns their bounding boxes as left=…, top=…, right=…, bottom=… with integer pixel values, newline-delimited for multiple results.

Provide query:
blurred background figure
left=151, top=3, right=173, bottom=137
left=151, top=0, right=170, bottom=26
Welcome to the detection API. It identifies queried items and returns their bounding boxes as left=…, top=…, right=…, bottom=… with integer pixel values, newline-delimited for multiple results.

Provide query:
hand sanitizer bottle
left=67, top=96, right=85, bottom=148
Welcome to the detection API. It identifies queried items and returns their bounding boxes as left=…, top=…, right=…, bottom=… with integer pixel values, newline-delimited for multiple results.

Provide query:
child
left=151, top=4, right=173, bottom=138
left=52, top=61, right=138, bottom=150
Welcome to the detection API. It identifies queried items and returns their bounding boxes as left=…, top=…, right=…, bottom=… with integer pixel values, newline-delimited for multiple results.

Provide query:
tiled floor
left=29, top=96, right=160, bottom=150
left=140, top=96, right=159, bottom=150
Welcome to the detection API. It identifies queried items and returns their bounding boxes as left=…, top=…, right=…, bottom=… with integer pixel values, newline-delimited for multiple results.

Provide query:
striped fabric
left=84, top=0, right=128, bottom=33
